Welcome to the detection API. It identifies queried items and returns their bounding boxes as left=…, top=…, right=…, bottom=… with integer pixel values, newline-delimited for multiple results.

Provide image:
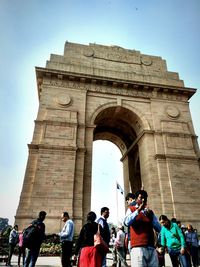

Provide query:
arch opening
left=92, top=106, right=142, bottom=219
left=91, top=140, right=125, bottom=224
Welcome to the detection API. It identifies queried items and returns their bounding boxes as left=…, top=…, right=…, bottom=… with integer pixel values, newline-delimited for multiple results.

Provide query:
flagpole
left=116, top=181, right=118, bottom=224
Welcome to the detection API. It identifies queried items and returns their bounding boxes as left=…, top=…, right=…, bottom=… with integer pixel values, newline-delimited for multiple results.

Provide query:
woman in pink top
left=18, top=231, right=25, bottom=266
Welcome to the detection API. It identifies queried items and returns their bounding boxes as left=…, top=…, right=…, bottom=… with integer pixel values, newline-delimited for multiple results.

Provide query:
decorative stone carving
left=83, top=47, right=94, bottom=57
left=140, top=56, right=152, bottom=66
left=166, top=105, right=180, bottom=119
left=55, top=93, right=71, bottom=107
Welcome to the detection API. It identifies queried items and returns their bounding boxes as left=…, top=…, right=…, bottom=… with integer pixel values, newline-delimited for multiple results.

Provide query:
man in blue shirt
left=59, top=212, right=74, bottom=267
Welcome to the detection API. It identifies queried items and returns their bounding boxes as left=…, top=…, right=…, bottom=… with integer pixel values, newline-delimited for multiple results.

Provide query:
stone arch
left=89, top=102, right=151, bottom=133
left=91, top=104, right=147, bottom=197
left=15, top=42, right=200, bottom=234
left=94, top=132, right=127, bottom=155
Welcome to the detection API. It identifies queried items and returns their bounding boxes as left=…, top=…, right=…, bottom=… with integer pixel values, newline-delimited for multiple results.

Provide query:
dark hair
left=101, top=207, right=109, bottom=215
left=39, top=211, right=47, bottom=218
left=125, top=193, right=135, bottom=201
left=62, top=212, right=69, bottom=218
left=87, top=211, right=96, bottom=222
left=171, top=217, right=177, bottom=223
left=135, top=190, right=148, bottom=200
left=159, top=214, right=168, bottom=221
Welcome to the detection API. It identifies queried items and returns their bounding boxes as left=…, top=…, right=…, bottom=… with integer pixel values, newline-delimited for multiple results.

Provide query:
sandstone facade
left=15, top=42, right=200, bottom=233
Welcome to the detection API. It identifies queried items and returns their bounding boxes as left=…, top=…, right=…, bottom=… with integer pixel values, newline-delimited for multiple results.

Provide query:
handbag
left=94, top=224, right=110, bottom=254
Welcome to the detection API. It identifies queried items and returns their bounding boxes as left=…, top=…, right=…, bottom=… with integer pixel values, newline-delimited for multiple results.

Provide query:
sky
left=0, top=0, right=199, bottom=227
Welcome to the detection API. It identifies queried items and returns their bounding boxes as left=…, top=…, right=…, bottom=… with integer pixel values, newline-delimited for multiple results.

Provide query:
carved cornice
left=35, top=67, right=196, bottom=101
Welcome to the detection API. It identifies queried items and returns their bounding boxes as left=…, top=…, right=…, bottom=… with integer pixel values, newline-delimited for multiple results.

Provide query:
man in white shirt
left=58, top=212, right=74, bottom=267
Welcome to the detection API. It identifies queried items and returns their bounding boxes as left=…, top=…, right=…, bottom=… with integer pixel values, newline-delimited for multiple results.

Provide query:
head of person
left=118, top=224, right=124, bottom=231
left=101, top=207, right=109, bottom=219
left=159, top=215, right=170, bottom=228
left=87, top=211, right=96, bottom=222
left=111, top=227, right=116, bottom=233
left=38, top=211, right=47, bottom=221
left=61, top=211, right=70, bottom=222
left=177, top=220, right=181, bottom=228
left=135, top=190, right=148, bottom=205
left=171, top=217, right=177, bottom=224
left=181, top=225, right=186, bottom=232
left=13, top=224, right=18, bottom=231
left=187, top=224, right=193, bottom=232
left=125, top=193, right=136, bottom=205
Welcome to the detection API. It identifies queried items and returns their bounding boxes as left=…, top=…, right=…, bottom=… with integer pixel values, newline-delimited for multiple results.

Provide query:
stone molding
left=155, top=153, right=199, bottom=161
left=36, top=67, right=196, bottom=101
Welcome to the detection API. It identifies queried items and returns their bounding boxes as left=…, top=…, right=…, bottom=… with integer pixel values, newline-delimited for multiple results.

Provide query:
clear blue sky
left=0, top=0, right=199, bottom=226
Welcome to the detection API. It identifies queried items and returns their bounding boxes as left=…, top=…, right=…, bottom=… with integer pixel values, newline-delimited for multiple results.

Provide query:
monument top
left=45, top=41, right=184, bottom=87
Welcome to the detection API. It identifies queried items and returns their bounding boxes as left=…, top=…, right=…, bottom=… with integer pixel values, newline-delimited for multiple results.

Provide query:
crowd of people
left=6, top=190, right=199, bottom=267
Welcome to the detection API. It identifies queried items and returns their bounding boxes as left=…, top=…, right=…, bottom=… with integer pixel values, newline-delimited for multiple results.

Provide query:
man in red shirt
left=124, top=190, right=161, bottom=267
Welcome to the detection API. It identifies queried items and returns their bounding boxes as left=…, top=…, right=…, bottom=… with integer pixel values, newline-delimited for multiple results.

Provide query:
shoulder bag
left=94, top=224, right=110, bottom=254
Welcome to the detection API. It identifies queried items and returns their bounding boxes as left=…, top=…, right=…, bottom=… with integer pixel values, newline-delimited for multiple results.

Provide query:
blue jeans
left=24, top=247, right=40, bottom=267
left=117, top=247, right=126, bottom=267
left=168, top=248, right=190, bottom=267
left=188, top=246, right=198, bottom=267
left=102, top=255, right=107, bottom=267
left=130, top=247, right=159, bottom=267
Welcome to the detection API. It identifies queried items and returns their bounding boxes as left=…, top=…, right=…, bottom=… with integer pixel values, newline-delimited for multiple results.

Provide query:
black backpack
left=23, top=223, right=40, bottom=248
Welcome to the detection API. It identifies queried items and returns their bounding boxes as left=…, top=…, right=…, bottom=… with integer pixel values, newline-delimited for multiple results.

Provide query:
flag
left=116, top=182, right=124, bottom=195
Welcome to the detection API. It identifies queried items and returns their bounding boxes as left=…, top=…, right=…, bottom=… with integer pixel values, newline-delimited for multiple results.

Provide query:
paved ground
left=0, top=253, right=172, bottom=266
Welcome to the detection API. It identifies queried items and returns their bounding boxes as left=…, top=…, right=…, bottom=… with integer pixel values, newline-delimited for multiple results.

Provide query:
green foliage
left=0, top=236, right=9, bottom=256
left=39, top=234, right=79, bottom=256
left=40, top=234, right=61, bottom=256
left=40, top=242, right=61, bottom=256
left=1, top=226, right=12, bottom=238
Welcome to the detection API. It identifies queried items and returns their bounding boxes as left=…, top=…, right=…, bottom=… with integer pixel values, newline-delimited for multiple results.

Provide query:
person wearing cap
left=124, top=190, right=161, bottom=267
left=114, top=225, right=126, bottom=267
left=24, top=210, right=47, bottom=267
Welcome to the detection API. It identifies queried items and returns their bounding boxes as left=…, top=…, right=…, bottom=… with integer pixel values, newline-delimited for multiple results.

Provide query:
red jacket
left=129, top=205, right=155, bottom=248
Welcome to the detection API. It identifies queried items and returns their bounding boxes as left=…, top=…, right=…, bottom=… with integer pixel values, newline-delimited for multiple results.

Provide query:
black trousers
left=18, top=246, right=26, bottom=265
left=61, top=241, right=73, bottom=267
left=7, top=243, right=15, bottom=265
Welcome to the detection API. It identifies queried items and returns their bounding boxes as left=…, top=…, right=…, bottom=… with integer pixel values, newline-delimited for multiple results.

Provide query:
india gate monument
left=15, top=42, right=200, bottom=233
